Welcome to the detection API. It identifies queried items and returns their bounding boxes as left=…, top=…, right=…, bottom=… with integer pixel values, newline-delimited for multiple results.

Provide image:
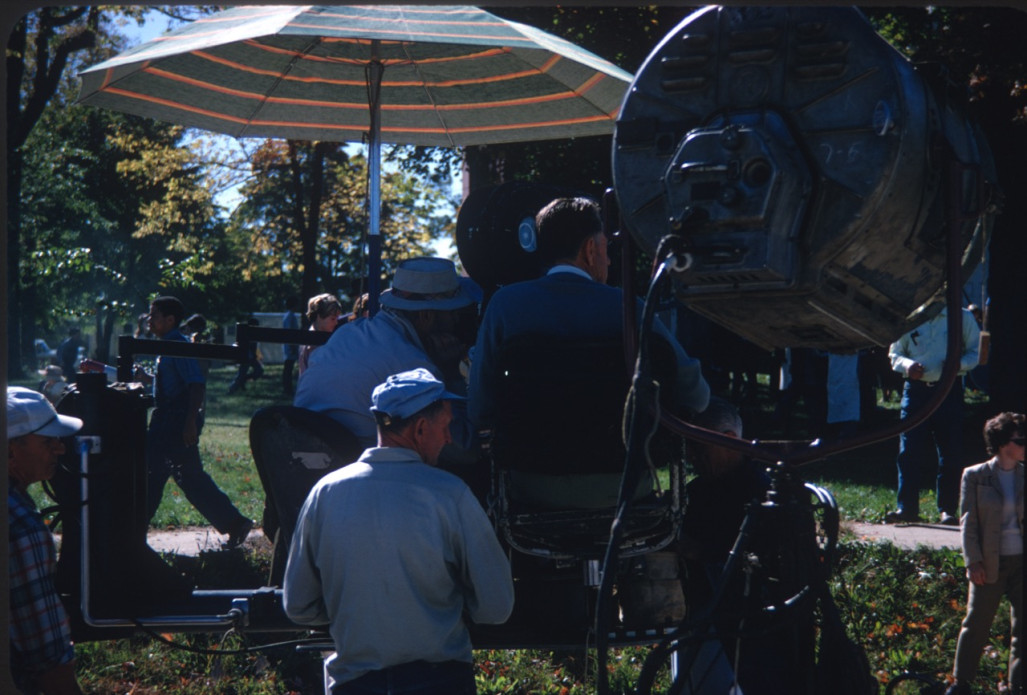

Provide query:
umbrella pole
left=367, top=42, right=384, bottom=316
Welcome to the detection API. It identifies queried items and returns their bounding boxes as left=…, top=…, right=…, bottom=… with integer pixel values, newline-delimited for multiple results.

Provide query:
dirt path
left=843, top=519, right=961, bottom=550
left=139, top=520, right=961, bottom=558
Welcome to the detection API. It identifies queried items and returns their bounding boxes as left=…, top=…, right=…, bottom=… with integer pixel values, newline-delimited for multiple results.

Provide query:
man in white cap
left=284, top=368, right=513, bottom=695
left=7, top=386, right=85, bottom=694
left=294, top=257, right=479, bottom=450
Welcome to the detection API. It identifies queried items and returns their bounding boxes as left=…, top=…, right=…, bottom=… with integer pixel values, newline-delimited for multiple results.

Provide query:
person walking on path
left=886, top=306, right=981, bottom=525
left=137, top=296, right=253, bottom=548
left=944, top=411, right=1023, bottom=695
left=284, top=368, right=513, bottom=694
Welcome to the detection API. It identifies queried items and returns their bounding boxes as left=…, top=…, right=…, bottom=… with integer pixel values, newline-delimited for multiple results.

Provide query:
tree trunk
left=305, top=142, right=328, bottom=300
left=7, top=148, right=25, bottom=378
left=289, top=140, right=322, bottom=303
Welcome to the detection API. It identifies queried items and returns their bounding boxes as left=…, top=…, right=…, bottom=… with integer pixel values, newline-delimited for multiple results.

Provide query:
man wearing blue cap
left=284, top=368, right=513, bottom=695
left=294, top=257, right=479, bottom=452
left=7, top=386, right=85, bottom=694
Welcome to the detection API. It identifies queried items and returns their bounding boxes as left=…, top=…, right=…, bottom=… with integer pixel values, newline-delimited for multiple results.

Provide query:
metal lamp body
left=613, top=6, right=994, bottom=350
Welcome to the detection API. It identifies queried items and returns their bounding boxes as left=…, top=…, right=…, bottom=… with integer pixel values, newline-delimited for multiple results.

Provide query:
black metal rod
left=116, top=325, right=331, bottom=382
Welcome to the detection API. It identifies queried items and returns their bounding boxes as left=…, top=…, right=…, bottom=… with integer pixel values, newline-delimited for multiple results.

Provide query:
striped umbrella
left=77, top=5, right=633, bottom=309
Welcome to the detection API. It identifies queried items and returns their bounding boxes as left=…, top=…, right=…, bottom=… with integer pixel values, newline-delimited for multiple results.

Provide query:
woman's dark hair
left=983, top=411, right=1025, bottom=455
left=306, top=293, right=342, bottom=322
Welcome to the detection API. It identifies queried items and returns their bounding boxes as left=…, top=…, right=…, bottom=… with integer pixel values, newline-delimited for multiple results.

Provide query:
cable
left=133, top=621, right=328, bottom=657
left=596, top=242, right=681, bottom=695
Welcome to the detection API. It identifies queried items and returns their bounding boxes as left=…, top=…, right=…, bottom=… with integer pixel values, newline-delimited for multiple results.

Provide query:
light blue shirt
left=889, top=307, right=981, bottom=383
left=293, top=309, right=456, bottom=446
left=283, top=446, right=514, bottom=686
left=826, top=352, right=860, bottom=424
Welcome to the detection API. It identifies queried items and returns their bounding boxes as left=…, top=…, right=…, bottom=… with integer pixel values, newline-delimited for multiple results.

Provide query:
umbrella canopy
left=78, top=4, right=632, bottom=146
left=78, top=5, right=633, bottom=311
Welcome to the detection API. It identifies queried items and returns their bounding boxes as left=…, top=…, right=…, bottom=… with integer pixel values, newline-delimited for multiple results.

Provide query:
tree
left=7, top=7, right=104, bottom=376
left=21, top=93, right=222, bottom=362
left=229, top=139, right=453, bottom=311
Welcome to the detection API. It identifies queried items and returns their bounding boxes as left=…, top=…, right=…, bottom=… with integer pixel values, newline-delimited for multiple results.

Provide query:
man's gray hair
left=693, top=397, right=742, bottom=437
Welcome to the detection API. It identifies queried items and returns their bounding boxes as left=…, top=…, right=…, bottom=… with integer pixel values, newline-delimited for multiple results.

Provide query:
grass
left=63, top=545, right=1017, bottom=695
left=12, top=365, right=1014, bottom=693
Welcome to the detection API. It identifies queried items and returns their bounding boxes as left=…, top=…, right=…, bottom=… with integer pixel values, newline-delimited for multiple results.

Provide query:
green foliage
left=863, top=7, right=1027, bottom=127
left=228, top=139, right=454, bottom=307
left=20, top=99, right=221, bottom=359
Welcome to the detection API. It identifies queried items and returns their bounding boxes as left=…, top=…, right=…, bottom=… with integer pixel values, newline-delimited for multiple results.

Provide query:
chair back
left=492, top=334, right=629, bottom=475
left=250, top=406, right=362, bottom=582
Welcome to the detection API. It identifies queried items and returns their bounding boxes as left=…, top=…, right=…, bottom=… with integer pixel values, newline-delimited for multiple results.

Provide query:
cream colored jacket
left=959, top=458, right=1024, bottom=583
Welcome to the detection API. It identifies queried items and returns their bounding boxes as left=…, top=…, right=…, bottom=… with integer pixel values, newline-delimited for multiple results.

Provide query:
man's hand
left=133, top=364, right=153, bottom=385
left=907, top=362, right=925, bottom=380
left=182, top=417, right=199, bottom=447
left=967, top=561, right=986, bottom=586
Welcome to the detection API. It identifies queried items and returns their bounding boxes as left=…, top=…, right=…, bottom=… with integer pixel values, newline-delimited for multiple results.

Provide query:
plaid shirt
left=8, top=483, right=75, bottom=690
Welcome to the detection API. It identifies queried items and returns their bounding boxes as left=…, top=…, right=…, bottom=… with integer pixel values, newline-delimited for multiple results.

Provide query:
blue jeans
left=895, top=380, right=965, bottom=516
left=146, top=406, right=246, bottom=534
left=333, top=660, right=475, bottom=695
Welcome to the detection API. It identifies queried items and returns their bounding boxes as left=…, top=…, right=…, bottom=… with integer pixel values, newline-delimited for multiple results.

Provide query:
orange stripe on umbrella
left=123, top=68, right=616, bottom=113
left=100, top=85, right=618, bottom=134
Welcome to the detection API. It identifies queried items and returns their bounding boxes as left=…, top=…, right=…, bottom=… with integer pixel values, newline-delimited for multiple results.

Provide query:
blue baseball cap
left=370, top=368, right=464, bottom=423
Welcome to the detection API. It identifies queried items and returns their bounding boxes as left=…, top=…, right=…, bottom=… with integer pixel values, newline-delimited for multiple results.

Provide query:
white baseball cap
left=7, top=386, right=83, bottom=439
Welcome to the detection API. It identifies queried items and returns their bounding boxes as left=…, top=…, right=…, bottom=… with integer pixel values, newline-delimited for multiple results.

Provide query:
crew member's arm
left=888, top=333, right=922, bottom=380
left=9, top=511, right=83, bottom=694
left=959, top=468, right=986, bottom=585
left=651, top=317, right=710, bottom=415
left=467, top=311, right=501, bottom=431
left=457, top=488, right=514, bottom=625
left=183, top=382, right=205, bottom=447
left=959, top=308, right=981, bottom=375
left=283, top=494, right=330, bottom=626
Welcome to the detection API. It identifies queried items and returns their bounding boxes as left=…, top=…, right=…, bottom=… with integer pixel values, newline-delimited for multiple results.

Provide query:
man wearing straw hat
left=295, top=257, right=479, bottom=451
